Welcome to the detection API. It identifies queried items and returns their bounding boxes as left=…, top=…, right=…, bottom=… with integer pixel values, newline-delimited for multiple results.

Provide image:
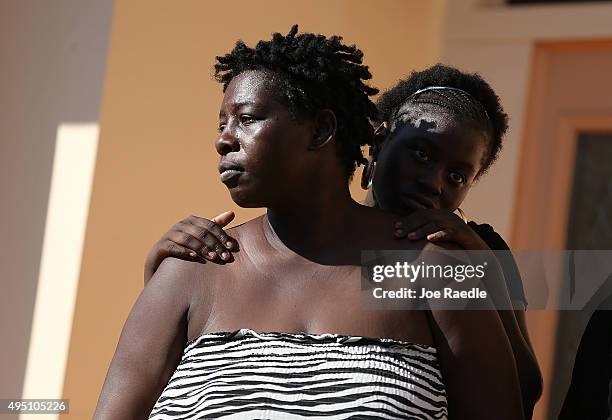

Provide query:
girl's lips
left=402, top=193, right=435, bottom=209
left=401, top=197, right=429, bottom=211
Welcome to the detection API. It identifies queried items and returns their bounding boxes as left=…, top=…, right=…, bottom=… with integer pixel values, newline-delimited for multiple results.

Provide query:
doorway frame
left=512, top=39, right=612, bottom=419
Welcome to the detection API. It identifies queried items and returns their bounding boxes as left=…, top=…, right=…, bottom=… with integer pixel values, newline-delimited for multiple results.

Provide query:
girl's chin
left=378, top=200, right=415, bottom=217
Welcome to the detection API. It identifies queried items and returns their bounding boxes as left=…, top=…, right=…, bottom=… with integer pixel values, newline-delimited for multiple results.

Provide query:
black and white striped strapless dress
left=149, top=328, right=448, bottom=419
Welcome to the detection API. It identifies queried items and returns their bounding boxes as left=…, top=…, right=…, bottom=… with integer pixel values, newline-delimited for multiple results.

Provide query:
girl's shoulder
left=468, top=221, right=510, bottom=250
left=468, top=221, right=528, bottom=309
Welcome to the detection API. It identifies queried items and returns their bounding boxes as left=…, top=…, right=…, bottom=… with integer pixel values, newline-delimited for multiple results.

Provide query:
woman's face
left=216, top=70, right=314, bottom=208
left=372, top=105, right=489, bottom=216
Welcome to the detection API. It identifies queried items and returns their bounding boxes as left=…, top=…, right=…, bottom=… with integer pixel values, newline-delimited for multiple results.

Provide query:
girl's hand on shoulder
left=144, top=211, right=239, bottom=284
left=393, top=208, right=490, bottom=250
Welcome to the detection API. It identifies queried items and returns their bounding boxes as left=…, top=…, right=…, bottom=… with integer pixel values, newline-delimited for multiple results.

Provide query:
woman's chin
left=227, top=188, right=262, bottom=208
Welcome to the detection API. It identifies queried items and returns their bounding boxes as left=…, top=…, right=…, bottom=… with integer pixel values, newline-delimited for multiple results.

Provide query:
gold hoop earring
left=455, top=208, right=468, bottom=223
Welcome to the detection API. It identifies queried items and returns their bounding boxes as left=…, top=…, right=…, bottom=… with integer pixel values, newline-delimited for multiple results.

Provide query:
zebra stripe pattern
left=149, top=328, right=448, bottom=419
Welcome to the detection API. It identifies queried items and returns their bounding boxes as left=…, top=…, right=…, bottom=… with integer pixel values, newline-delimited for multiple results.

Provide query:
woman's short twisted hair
left=214, top=25, right=379, bottom=179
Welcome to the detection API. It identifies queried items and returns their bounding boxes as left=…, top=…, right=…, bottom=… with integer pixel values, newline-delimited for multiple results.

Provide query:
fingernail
left=208, top=251, right=217, bottom=258
left=395, top=229, right=404, bottom=237
left=394, top=221, right=403, bottom=228
left=189, top=251, right=197, bottom=257
left=226, top=241, right=233, bottom=249
left=221, top=252, right=229, bottom=260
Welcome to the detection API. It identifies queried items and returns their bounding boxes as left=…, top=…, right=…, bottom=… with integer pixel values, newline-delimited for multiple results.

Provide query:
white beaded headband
left=403, top=85, right=491, bottom=121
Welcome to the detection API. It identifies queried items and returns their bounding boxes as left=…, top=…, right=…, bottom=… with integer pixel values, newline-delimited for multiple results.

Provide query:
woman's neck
left=265, top=187, right=360, bottom=258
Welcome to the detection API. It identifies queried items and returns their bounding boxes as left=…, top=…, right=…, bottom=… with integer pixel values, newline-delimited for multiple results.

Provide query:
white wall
left=0, top=0, right=112, bottom=403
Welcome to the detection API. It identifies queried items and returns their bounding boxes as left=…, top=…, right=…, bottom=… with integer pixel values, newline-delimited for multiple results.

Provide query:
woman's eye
left=218, top=123, right=226, bottom=132
left=412, top=149, right=429, bottom=162
left=240, top=115, right=256, bottom=124
left=449, top=172, right=466, bottom=184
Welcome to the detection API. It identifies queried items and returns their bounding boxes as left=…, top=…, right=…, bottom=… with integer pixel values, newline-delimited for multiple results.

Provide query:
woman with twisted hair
left=145, top=63, right=543, bottom=418
left=95, top=26, right=522, bottom=419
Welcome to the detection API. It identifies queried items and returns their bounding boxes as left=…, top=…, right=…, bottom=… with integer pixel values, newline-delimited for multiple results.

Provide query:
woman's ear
left=308, top=109, right=337, bottom=150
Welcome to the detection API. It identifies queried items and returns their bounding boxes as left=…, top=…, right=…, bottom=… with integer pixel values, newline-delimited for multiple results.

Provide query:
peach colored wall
left=61, top=1, right=445, bottom=417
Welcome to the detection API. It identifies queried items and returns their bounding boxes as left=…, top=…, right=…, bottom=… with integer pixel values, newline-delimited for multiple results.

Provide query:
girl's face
left=372, top=105, right=489, bottom=216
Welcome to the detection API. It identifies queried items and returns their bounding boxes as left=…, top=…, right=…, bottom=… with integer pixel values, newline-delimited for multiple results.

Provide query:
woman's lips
left=218, top=159, right=244, bottom=184
left=219, top=169, right=243, bottom=183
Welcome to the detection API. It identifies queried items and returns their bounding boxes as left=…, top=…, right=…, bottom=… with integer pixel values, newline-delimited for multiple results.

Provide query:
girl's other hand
left=393, top=209, right=490, bottom=250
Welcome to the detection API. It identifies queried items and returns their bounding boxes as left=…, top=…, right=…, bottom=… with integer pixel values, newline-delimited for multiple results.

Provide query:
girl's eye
left=218, top=123, right=226, bottom=132
left=449, top=171, right=466, bottom=185
left=412, top=149, right=429, bottom=162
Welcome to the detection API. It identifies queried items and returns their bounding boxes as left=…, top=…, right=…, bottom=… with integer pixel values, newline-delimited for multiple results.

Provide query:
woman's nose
left=215, top=125, right=240, bottom=156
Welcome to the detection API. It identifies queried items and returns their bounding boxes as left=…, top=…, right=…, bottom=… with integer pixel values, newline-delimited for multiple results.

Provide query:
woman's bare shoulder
left=159, top=216, right=267, bottom=292
left=148, top=257, right=205, bottom=299
left=156, top=256, right=204, bottom=278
